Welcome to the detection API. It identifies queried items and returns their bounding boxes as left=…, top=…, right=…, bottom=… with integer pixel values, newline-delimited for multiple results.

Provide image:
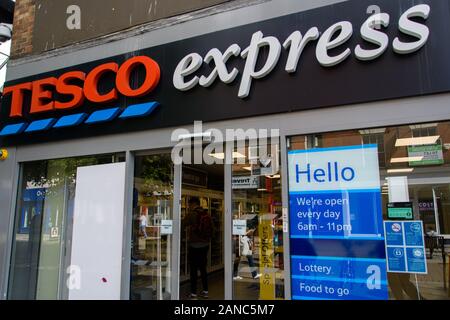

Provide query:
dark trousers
left=233, top=255, right=257, bottom=278
left=189, top=245, right=209, bottom=294
left=246, top=255, right=257, bottom=278
left=233, top=255, right=241, bottom=277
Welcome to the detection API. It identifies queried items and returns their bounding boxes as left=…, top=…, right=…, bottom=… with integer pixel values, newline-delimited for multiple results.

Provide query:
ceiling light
left=359, top=128, right=386, bottom=135
left=387, top=168, right=414, bottom=173
left=257, top=188, right=267, bottom=191
left=390, top=156, right=424, bottom=163
left=395, top=136, right=440, bottom=147
left=242, top=166, right=252, bottom=171
left=209, top=152, right=246, bottom=160
left=233, top=152, right=246, bottom=159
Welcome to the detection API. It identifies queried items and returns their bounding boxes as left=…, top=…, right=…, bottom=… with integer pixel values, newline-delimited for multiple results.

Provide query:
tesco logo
left=3, top=56, right=160, bottom=118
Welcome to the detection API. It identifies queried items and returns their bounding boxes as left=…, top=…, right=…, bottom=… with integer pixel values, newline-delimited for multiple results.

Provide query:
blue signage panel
left=384, top=220, right=427, bottom=274
left=292, top=278, right=389, bottom=300
left=386, top=247, right=406, bottom=272
left=384, top=222, right=404, bottom=246
left=290, top=191, right=383, bottom=239
left=288, top=145, right=388, bottom=300
left=404, top=221, right=424, bottom=246
left=406, top=248, right=427, bottom=273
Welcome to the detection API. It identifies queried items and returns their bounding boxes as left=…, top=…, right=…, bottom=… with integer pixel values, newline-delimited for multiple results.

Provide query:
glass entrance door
left=178, top=159, right=225, bottom=300
left=231, top=141, right=285, bottom=300
left=132, top=138, right=287, bottom=300
left=131, top=153, right=174, bottom=300
left=131, top=149, right=226, bottom=300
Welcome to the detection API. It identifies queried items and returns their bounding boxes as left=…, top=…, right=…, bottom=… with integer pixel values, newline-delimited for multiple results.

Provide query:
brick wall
left=8, top=0, right=257, bottom=60
left=10, top=0, right=35, bottom=59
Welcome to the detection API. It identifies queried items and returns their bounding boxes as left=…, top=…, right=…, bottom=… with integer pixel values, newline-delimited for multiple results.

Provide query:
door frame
left=170, top=143, right=233, bottom=300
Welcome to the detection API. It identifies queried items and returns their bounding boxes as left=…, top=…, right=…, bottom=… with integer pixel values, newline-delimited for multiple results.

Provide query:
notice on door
left=384, top=221, right=427, bottom=274
left=161, top=220, right=173, bottom=235
left=233, top=220, right=247, bottom=236
left=288, top=145, right=388, bottom=300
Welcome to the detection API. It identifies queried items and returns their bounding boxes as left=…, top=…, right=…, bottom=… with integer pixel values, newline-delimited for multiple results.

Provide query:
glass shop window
left=8, top=154, right=123, bottom=300
left=287, top=121, right=450, bottom=300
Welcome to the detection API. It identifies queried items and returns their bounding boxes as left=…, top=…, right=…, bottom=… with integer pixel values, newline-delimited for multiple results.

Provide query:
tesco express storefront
left=1, top=0, right=450, bottom=300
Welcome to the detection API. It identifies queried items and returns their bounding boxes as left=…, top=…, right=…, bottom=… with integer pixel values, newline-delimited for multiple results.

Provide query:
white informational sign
left=282, top=207, right=289, bottom=233
left=50, top=227, right=59, bottom=238
left=69, top=163, right=126, bottom=300
left=288, top=145, right=381, bottom=192
left=161, top=220, right=173, bottom=235
left=232, top=176, right=258, bottom=189
left=387, top=176, right=409, bottom=203
left=233, top=220, right=247, bottom=235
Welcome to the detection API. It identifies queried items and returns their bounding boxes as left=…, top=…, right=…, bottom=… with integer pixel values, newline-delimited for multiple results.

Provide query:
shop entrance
left=131, top=139, right=285, bottom=300
left=179, top=163, right=225, bottom=300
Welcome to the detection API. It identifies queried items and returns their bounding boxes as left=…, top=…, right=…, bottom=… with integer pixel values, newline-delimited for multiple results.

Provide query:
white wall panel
left=69, top=163, right=126, bottom=300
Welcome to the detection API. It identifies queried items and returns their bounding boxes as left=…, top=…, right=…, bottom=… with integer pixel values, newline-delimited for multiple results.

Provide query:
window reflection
left=8, top=154, right=120, bottom=300
left=232, top=142, right=285, bottom=300
left=131, top=154, right=174, bottom=300
left=288, top=121, right=450, bottom=300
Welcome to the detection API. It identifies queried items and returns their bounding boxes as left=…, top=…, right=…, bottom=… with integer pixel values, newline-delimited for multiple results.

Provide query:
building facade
left=0, top=0, right=449, bottom=300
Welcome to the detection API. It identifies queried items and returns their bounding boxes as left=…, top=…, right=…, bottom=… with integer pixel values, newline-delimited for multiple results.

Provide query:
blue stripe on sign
left=288, top=144, right=378, bottom=154
left=291, top=275, right=388, bottom=285
left=53, top=113, right=87, bottom=128
left=293, top=296, right=333, bottom=300
left=119, top=102, right=159, bottom=119
left=25, top=118, right=56, bottom=132
left=291, top=255, right=386, bottom=263
left=0, top=123, right=28, bottom=136
left=85, top=107, right=121, bottom=124
left=289, top=189, right=380, bottom=195
left=290, top=238, right=386, bottom=259
left=291, top=235, right=384, bottom=241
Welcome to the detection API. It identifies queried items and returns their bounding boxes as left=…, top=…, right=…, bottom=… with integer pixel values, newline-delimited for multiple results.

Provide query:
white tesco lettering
left=173, top=53, right=203, bottom=91
left=239, top=31, right=282, bottom=98
left=316, top=21, right=353, bottom=67
left=199, top=44, right=241, bottom=87
left=355, top=13, right=390, bottom=61
left=393, top=4, right=431, bottom=54
left=283, top=27, right=320, bottom=73
left=173, top=4, right=431, bottom=97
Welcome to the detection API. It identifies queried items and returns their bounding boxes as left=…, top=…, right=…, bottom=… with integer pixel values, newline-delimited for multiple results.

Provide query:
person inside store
left=232, top=233, right=241, bottom=280
left=185, top=197, right=214, bottom=299
left=139, top=211, right=148, bottom=239
left=237, top=228, right=261, bottom=280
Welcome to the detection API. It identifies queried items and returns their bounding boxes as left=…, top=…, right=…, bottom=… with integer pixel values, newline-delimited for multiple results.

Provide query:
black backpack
left=196, top=211, right=213, bottom=240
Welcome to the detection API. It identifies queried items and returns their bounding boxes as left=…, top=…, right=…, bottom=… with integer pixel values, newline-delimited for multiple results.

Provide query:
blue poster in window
left=404, top=222, right=424, bottom=246
left=386, top=247, right=406, bottom=272
left=384, top=222, right=404, bottom=246
left=406, top=248, right=426, bottom=273
left=288, top=145, right=388, bottom=300
left=384, top=220, right=427, bottom=274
